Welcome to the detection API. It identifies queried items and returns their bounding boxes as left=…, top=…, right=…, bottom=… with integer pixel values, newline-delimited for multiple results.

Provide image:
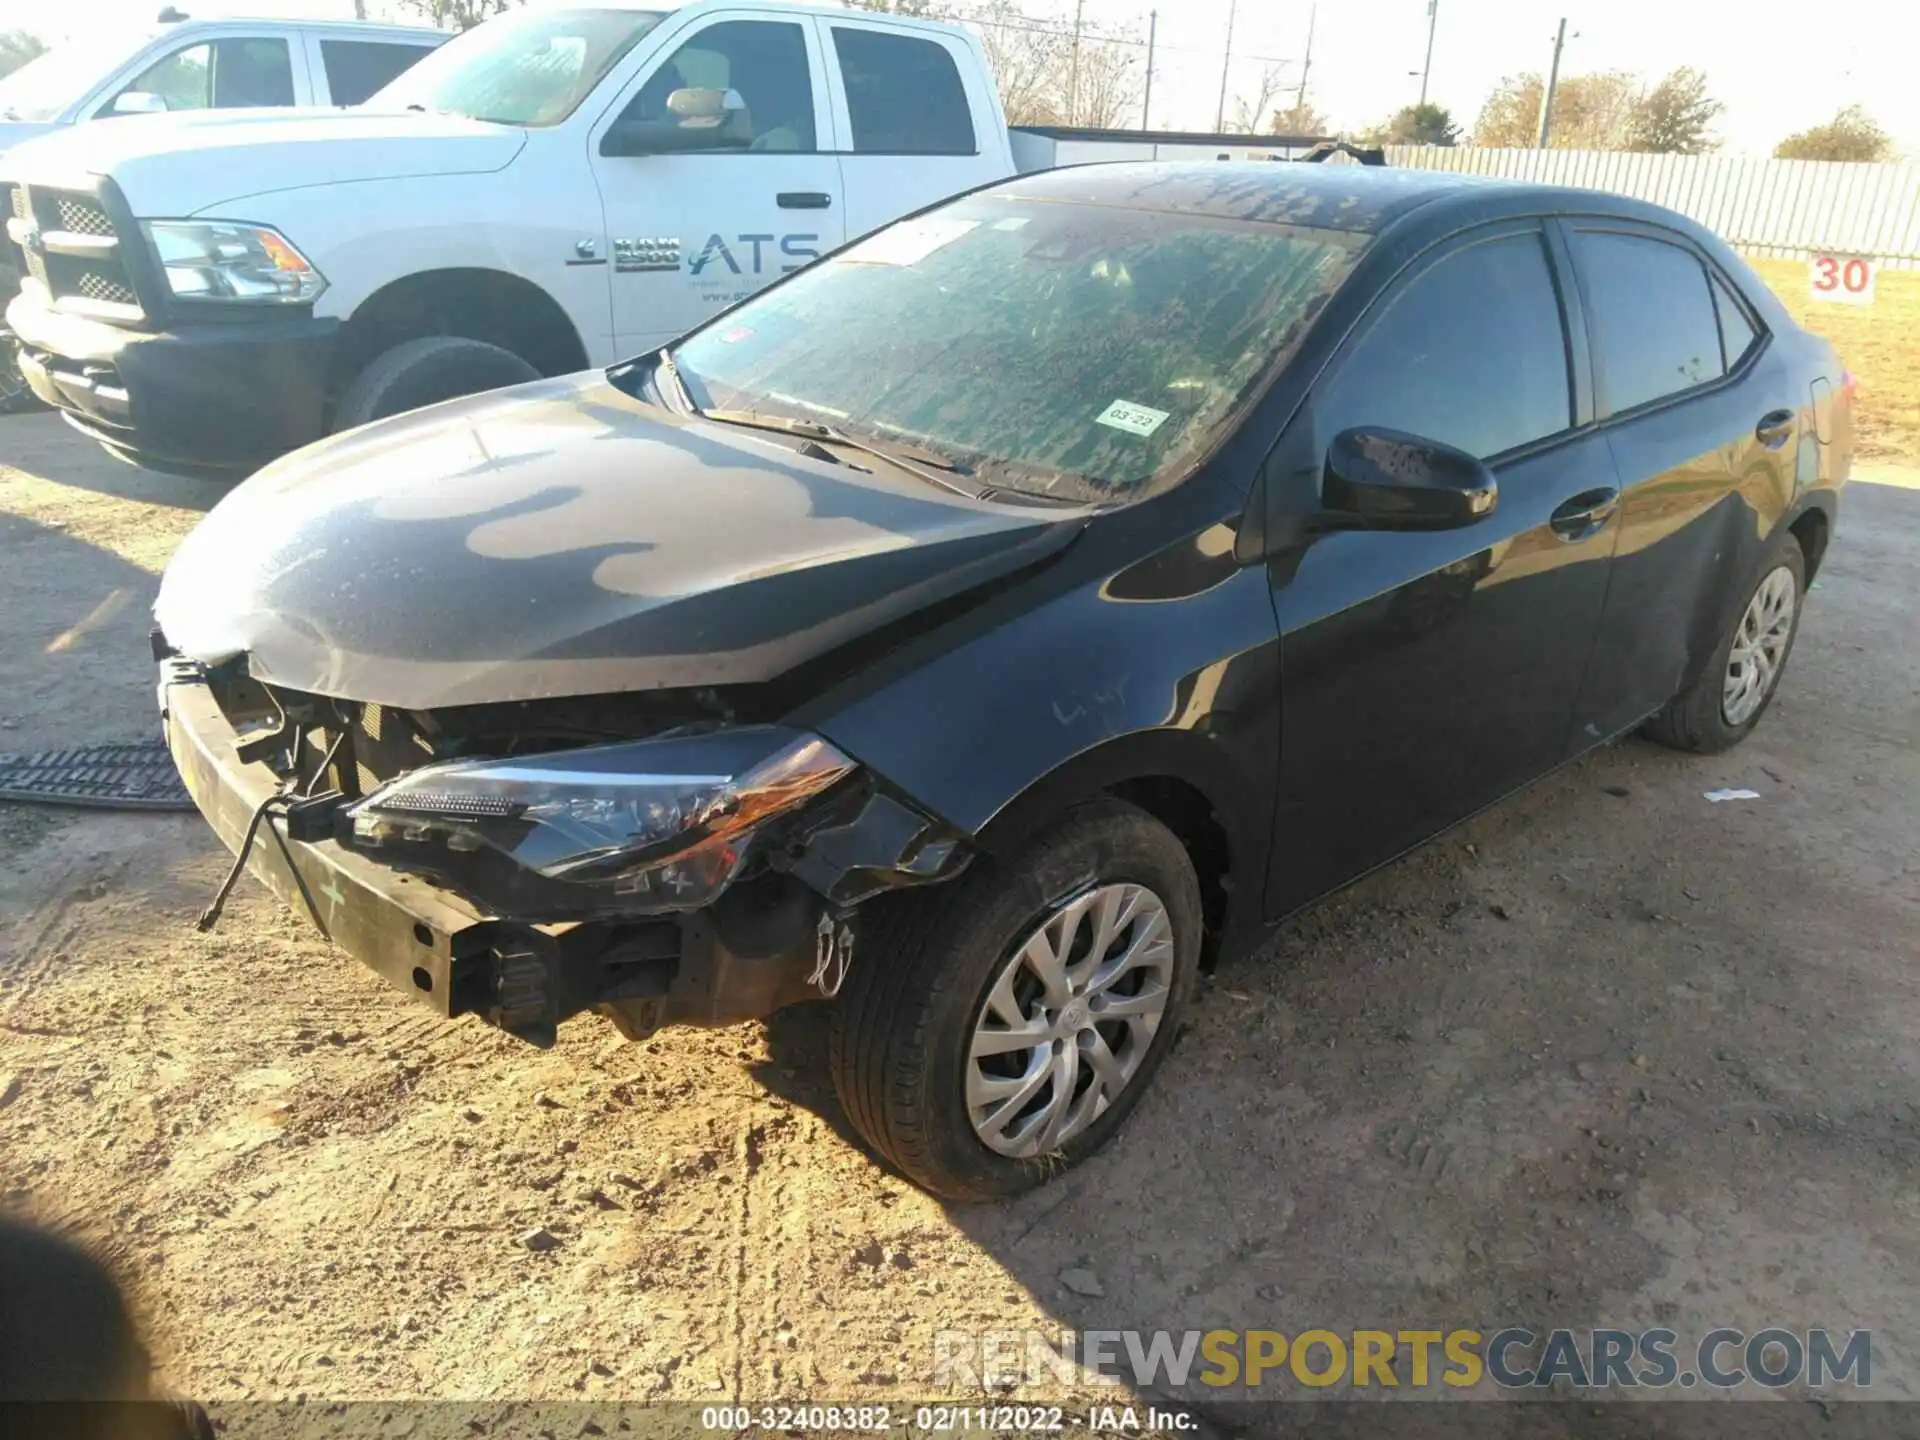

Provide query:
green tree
left=1267, top=99, right=1331, bottom=138
left=1627, top=67, right=1721, bottom=153
left=0, top=29, right=48, bottom=80
left=1371, top=101, right=1460, bottom=146
left=1774, top=104, right=1894, bottom=162
left=1474, top=70, right=1638, bottom=149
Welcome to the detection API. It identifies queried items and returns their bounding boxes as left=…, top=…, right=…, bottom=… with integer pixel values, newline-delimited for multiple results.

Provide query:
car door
left=819, top=19, right=994, bottom=243
left=1558, top=221, right=1792, bottom=739
left=1266, top=221, right=1622, bottom=915
left=588, top=13, right=845, bottom=357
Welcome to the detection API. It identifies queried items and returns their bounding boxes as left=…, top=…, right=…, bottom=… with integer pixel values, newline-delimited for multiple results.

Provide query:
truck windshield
left=368, top=7, right=666, bottom=127
left=668, top=196, right=1367, bottom=503
left=0, top=32, right=153, bottom=123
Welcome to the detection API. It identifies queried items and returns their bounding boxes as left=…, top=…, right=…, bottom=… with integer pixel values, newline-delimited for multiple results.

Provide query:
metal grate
left=53, top=195, right=115, bottom=237
left=74, top=269, right=137, bottom=306
left=0, top=743, right=194, bottom=812
left=9, top=184, right=27, bottom=220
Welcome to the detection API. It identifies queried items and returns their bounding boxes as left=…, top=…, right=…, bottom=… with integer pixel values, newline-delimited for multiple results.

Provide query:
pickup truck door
left=94, top=30, right=305, bottom=116
left=588, top=13, right=845, bottom=358
left=817, top=18, right=1006, bottom=244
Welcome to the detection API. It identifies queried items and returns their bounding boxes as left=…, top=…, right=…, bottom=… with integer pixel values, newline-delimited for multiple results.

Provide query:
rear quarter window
left=321, top=39, right=435, bottom=106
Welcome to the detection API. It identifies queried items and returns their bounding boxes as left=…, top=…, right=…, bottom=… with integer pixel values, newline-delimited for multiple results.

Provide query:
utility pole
left=1535, top=16, right=1567, bottom=148
left=1142, top=10, right=1158, bottom=130
left=1295, top=4, right=1315, bottom=115
left=1214, top=0, right=1237, bottom=132
left=1418, top=0, right=1437, bottom=106
left=1067, top=0, right=1086, bottom=127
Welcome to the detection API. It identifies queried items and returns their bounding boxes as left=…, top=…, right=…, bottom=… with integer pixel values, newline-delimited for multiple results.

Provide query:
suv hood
left=0, top=108, right=523, bottom=216
left=155, top=372, right=1083, bottom=711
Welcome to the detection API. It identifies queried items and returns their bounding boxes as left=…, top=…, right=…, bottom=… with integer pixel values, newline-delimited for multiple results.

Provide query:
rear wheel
left=828, top=799, right=1202, bottom=1201
left=332, top=335, right=540, bottom=431
left=1642, top=535, right=1807, bottom=753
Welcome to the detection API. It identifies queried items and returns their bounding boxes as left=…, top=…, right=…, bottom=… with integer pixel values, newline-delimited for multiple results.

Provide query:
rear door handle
left=777, top=192, right=832, bottom=210
left=1756, top=408, right=1795, bottom=449
left=1549, top=486, right=1620, bottom=541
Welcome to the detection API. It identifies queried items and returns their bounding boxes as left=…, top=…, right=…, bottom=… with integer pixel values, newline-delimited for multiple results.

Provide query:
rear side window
left=1317, top=231, right=1572, bottom=462
left=321, top=40, right=432, bottom=106
left=1711, top=272, right=1759, bottom=369
left=1576, top=230, right=1723, bottom=413
left=832, top=27, right=975, bottom=154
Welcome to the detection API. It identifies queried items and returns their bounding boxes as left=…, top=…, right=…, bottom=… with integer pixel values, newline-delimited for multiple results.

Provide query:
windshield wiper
left=696, top=408, right=982, bottom=500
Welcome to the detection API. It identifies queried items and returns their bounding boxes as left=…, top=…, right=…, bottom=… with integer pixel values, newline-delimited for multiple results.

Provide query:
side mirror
left=110, top=91, right=169, bottom=116
left=1321, top=426, right=1497, bottom=531
left=599, top=87, right=749, bottom=156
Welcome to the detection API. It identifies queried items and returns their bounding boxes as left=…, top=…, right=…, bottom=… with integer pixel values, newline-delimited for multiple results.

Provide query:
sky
left=5, top=0, right=1919, bottom=157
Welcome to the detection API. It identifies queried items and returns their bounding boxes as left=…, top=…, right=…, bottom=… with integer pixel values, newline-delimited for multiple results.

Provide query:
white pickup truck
left=2, top=0, right=1335, bottom=476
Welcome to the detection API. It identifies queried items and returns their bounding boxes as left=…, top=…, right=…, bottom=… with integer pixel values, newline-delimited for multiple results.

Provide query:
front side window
left=1576, top=230, right=1724, bottom=413
left=832, top=27, right=974, bottom=155
left=370, top=8, right=666, bottom=127
left=113, top=37, right=296, bottom=113
left=668, top=197, right=1367, bottom=501
left=618, top=21, right=815, bottom=152
left=1317, top=231, right=1573, bottom=461
left=323, top=40, right=434, bottom=107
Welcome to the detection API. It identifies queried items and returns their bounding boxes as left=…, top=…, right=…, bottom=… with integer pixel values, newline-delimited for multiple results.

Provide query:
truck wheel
left=332, top=335, right=540, bottom=430
left=1642, top=532, right=1807, bottom=754
left=829, top=798, right=1202, bottom=1202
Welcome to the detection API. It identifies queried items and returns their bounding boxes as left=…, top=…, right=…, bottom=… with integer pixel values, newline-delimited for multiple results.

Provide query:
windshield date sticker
left=1096, top=400, right=1171, bottom=437
left=991, top=216, right=1032, bottom=231
left=842, top=219, right=979, bottom=268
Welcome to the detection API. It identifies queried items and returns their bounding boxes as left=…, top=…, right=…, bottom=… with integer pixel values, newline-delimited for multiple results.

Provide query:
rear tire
left=332, top=335, right=539, bottom=431
left=1642, top=534, right=1807, bottom=754
left=828, top=799, right=1202, bottom=1202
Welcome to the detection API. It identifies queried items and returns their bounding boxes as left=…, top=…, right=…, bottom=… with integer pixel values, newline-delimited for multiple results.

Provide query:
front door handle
left=1549, top=486, right=1620, bottom=541
left=1756, top=408, right=1795, bottom=449
left=777, top=191, right=832, bottom=210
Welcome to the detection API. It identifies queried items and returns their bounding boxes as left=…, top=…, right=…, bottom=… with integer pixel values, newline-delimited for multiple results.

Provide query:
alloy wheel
left=1722, top=564, right=1798, bottom=727
left=965, top=882, right=1176, bottom=1159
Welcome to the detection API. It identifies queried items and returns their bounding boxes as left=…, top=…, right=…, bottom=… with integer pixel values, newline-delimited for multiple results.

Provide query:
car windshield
left=668, top=195, right=1367, bottom=502
left=368, top=7, right=666, bottom=127
left=0, top=32, right=155, bottom=122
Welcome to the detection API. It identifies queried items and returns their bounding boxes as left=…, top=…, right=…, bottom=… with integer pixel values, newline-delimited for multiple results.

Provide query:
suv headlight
left=142, top=220, right=327, bottom=304
left=343, top=727, right=856, bottom=918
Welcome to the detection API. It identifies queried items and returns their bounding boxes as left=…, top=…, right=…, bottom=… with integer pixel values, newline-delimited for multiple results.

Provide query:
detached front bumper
left=159, top=664, right=827, bottom=1045
left=8, top=289, right=337, bottom=476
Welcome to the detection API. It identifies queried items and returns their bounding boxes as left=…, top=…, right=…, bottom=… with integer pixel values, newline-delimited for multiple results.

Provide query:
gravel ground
left=1, top=413, right=1916, bottom=1423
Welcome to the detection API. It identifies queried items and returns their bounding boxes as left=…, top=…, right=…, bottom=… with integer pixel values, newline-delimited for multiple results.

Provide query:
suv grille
left=72, top=268, right=138, bottom=306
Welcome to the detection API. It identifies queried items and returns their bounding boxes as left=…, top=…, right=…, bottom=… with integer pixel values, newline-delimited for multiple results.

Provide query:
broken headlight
left=343, top=727, right=855, bottom=917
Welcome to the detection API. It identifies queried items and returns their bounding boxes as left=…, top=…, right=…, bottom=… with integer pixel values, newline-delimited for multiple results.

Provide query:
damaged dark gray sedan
left=157, top=163, right=1848, bottom=1200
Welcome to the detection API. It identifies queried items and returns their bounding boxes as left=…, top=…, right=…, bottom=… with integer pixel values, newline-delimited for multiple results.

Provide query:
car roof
left=990, top=161, right=1695, bottom=238
left=156, top=15, right=443, bottom=38
left=526, top=0, right=967, bottom=33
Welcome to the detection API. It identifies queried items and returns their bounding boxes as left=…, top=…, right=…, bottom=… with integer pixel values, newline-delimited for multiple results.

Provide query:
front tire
left=1642, top=534, right=1807, bottom=753
left=332, top=335, right=540, bottom=431
left=829, top=799, right=1202, bottom=1201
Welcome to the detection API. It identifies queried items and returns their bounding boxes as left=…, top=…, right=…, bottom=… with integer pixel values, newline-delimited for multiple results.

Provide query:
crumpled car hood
left=155, top=372, right=1082, bottom=710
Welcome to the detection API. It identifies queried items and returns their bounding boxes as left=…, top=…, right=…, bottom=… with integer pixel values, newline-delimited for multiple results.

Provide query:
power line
left=944, top=3, right=1298, bottom=68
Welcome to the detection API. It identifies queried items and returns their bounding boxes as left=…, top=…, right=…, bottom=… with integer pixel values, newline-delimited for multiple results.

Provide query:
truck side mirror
left=111, top=91, right=169, bottom=116
left=600, top=88, right=750, bottom=157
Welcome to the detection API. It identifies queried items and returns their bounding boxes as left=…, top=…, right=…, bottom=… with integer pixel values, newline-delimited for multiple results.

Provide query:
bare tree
left=1069, top=33, right=1142, bottom=128
left=1227, top=62, right=1288, bottom=134
left=971, top=0, right=1070, bottom=125
left=393, top=0, right=516, bottom=31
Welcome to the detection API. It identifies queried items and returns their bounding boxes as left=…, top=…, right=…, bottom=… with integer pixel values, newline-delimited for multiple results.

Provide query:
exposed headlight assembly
left=344, top=727, right=856, bottom=918
left=142, top=220, right=327, bottom=304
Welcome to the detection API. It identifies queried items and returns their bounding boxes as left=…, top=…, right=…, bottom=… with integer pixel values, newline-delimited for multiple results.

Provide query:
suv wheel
left=333, top=335, right=540, bottom=431
left=829, top=799, right=1202, bottom=1201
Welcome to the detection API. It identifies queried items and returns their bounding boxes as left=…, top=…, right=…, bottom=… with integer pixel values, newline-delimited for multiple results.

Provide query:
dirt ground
left=1, top=412, right=1918, bottom=1423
